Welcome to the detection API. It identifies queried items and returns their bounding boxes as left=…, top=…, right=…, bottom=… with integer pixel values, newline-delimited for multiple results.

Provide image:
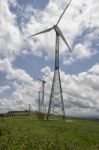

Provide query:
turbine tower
left=38, top=78, right=46, bottom=113
left=27, top=0, right=72, bottom=120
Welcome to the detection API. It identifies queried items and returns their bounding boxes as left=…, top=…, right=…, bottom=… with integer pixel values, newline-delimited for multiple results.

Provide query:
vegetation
left=0, top=115, right=99, bottom=150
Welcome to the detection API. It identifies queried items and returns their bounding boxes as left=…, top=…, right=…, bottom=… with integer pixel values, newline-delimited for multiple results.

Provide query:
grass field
left=0, top=116, right=99, bottom=150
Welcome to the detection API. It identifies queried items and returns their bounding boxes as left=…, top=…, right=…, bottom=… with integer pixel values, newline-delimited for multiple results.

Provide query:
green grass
left=0, top=116, right=99, bottom=150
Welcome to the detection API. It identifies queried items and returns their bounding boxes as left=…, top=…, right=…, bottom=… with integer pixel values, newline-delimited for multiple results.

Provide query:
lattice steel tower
left=47, top=32, right=65, bottom=120
left=27, top=0, right=72, bottom=120
left=40, top=79, right=46, bottom=113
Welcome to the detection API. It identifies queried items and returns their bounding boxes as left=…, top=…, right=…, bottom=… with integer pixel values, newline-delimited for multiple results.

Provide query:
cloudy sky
left=0, top=0, right=99, bottom=116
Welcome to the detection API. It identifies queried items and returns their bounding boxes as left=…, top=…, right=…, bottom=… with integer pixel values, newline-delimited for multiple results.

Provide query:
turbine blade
left=60, top=33, right=72, bottom=52
left=56, top=0, right=72, bottom=25
left=63, top=38, right=72, bottom=52
left=27, top=27, right=53, bottom=38
left=55, top=26, right=72, bottom=52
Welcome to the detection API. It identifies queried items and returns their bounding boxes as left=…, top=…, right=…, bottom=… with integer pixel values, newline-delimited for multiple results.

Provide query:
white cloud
left=0, top=64, right=99, bottom=115
left=0, top=0, right=23, bottom=60
left=23, top=0, right=98, bottom=62
left=41, top=66, right=51, bottom=78
left=88, top=64, right=99, bottom=74
left=0, top=0, right=99, bottom=116
left=38, top=65, right=99, bottom=115
left=0, top=58, right=41, bottom=112
left=73, top=43, right=96, bottom=59
left=0, top=58, right=33, bottom=83
left=0, top=86, right=11, bottom=94
left=0, top=0, right=98, bottom=62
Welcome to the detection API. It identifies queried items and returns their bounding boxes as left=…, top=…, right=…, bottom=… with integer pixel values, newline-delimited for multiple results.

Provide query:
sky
left=0, top=0, right=99, bottom=116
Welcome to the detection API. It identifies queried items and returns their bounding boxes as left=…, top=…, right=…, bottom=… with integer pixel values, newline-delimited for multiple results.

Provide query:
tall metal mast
left=38, top=91, right=41, bottom=112
left=37, top=78, right=46, bottom=113
left=41, top=80, right=46, bottom=113
left=47, top=33, right=65, bottom=120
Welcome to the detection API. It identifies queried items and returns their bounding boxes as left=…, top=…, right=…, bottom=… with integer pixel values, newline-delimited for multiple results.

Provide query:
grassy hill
left=0, top=115, right=99, bottom=150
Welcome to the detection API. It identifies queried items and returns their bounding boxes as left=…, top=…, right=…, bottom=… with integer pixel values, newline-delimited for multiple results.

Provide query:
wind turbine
left=27, top=0, right=72, bottom=120
left=38, top=78, right=46, bottom=113
left=38, top=91, right=41, bottom=113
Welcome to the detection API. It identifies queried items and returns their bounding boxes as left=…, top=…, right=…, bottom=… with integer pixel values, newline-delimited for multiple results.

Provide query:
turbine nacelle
left=53, top=25, right=61, bottom=36
left=54, top=25, right=72, bottom=52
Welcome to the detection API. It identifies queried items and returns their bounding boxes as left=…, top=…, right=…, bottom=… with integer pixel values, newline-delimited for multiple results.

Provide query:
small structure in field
left=35, top=111, right=45, bottom=120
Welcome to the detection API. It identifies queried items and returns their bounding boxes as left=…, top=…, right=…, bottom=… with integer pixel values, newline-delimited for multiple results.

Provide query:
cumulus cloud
left=0, top=0, right=23, bottom=60
left=0, top=86, right=11, bottom=94
left=0, top=75, right=40, bottom=113
left=38, top=65, right=99, bottom=116
left=41, top=66, right=52, bottom=79
left=0, top=58, right=33, bottom=83
left=73, top=43, right=96, bottom=59
left=0, top=0, right=99, bottom=116
left=0, top=0, right=98, bottom=62
left=0, top=58, right=42, bottom=112
left=0, top=63, right=99, bottom=115
left=22, top=0, right=98, bottom=63
left=88, top=64, right=99, bottom=74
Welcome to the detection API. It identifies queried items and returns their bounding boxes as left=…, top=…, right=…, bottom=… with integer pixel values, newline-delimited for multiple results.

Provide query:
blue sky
left=0, top=0, right=99, bottom=116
